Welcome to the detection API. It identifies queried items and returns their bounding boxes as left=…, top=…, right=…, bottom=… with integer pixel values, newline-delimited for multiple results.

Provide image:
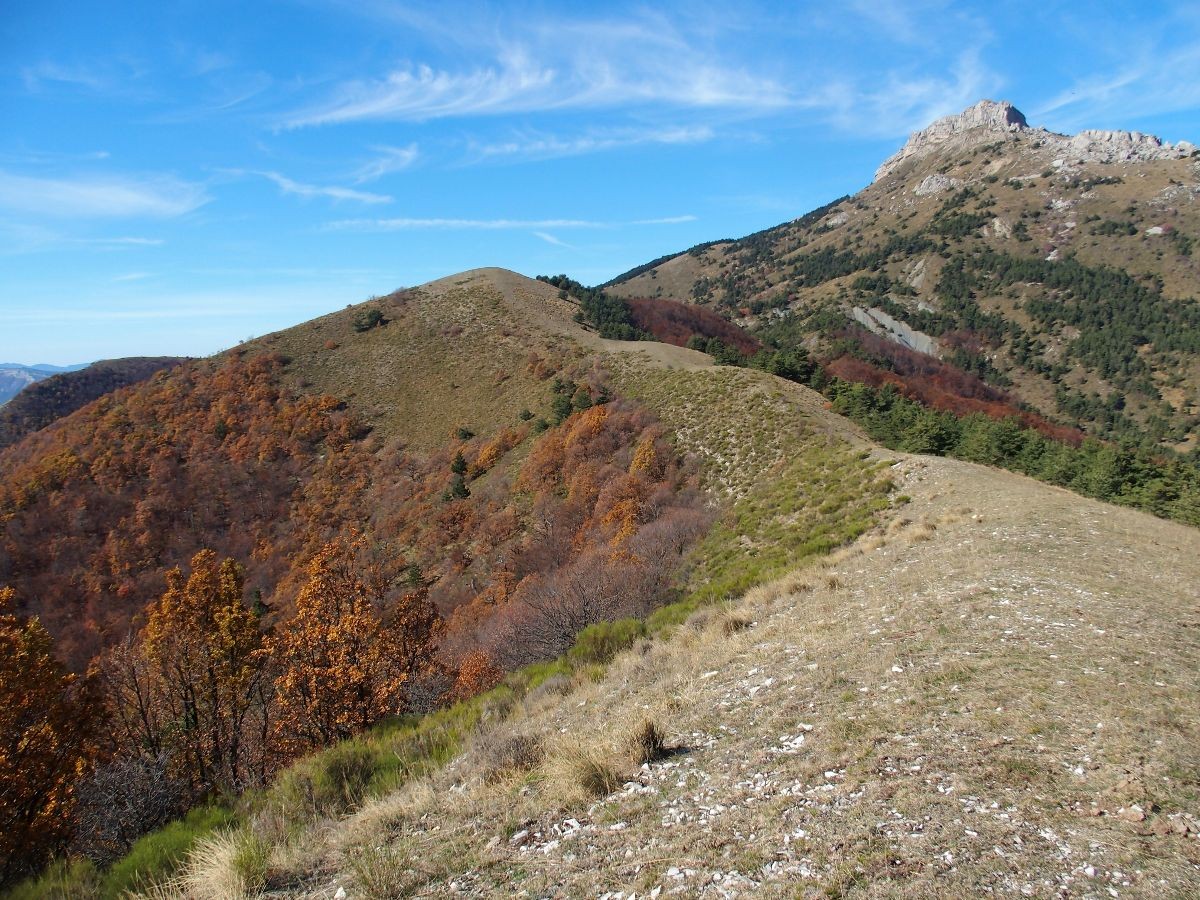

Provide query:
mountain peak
left=927, top=98, right=1028, bottom=135
left=875, top=98, right=1195, bottom=183
left=875, top=99, right=1028, bottom=182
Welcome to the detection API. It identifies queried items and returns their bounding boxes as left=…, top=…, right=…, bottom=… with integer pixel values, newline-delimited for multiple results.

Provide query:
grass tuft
left=626, top=719, right=669, bottom=765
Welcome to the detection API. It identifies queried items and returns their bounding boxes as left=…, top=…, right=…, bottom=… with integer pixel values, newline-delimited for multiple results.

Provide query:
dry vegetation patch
left=251, top=454, right=1200, bottom=899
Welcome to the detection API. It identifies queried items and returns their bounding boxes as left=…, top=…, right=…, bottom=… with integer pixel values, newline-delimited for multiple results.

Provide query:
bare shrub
left=545, top=744, right=626, bottom=804
left=523, top=674, right=573, bottom=709
left=349, top=845, right=413, bottom=899
left=721, top=614, right=752, bottom=635
left=72, top=753, right=187, bottom=865
left=908, top=522, right=937, bottom=541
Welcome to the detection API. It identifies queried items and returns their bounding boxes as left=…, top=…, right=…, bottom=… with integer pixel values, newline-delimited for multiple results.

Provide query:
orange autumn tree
left=133, top=551, right=269, bottom=792
left=0, top=587, right=97, bottom=885
left=446, top=648, right=503, bottom=703
left=270, top=541, right=441, bottom=758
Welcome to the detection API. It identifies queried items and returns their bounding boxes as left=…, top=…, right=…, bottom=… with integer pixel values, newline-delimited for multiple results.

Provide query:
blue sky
left=2, top=1, right=1199, bottom=364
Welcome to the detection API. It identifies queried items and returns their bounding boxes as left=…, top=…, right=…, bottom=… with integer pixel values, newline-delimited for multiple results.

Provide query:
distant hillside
left=0, top=367, right=46, bottom=406
left=607, top=100, right=1200, bottom=452
left=0, top=357, right=186, bottom=451
left=0, top=363, right=89, bottom=405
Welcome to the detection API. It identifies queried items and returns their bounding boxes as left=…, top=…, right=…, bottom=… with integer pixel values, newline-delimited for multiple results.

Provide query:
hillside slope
left=606, top=100, right=1200, bottom=450
left=0, top=269, right=732, bottom=666
left=249, top=268, right=710, bottom=450
left=0, top=357, right=186, bottom=451
left=281, top=453, right=1200, bottom=898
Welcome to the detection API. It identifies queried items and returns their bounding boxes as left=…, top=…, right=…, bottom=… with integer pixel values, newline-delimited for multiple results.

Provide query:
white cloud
left=470, top=126, right=713, bottom=162
left=822, top=49, right=1000, bottom=138
left=326, top=217, right=603, bottom=232
left=257, top=171, right=392, bottom=204
left=86, top=236, right=165, bottom=246
left=532, top=231, right=573, bottom=248
left=0, top=223, right=167, bottom=255
left=325, top=215, right=697, bottom=232
left=276, top=7, right=1013, bottom=142
left=1034, top=42, right=1200, bottom=133
left=351, top=144, right=420, bottom=182
left=633, top=215, right=698, bottom=225
left=281, top=17, right=790, bottom=127
left=20, top=61, right=109, bottom=92
left=113, top=272, right=152, bottom=282
left=0, top=171, right=208, bottom=218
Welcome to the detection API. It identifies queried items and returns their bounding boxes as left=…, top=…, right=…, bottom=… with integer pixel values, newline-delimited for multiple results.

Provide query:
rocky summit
left=875, top=99, right=1196, bottom=181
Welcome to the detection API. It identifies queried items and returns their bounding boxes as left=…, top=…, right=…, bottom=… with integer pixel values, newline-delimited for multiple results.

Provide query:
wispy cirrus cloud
left=469, top=125, right=713, bottom=163
left=81, top=236, right=165, bottom=247
left=0, top=171, right=208, bottom=218
left=324, top=214, right=695, bottom=232
left=351, top=144, right=419, bottom=182
left=251, top=171, right=392, bottom=204
left=532, top=231, right=573, bottom=248
left=1034, top=42, right=1200, bottom=132
left=633, top=215, right=697, bottom=225
left=281, top=13, right=790, bottom=128
left=20, top=61, right=110, bottom=92
left=278, top=4, right=1012, bottom=142
left=820, top=49, right=1000, bottom=138
left=326, top=216, right=602, bottom=231
left=0, top=223, right=166, bottom=255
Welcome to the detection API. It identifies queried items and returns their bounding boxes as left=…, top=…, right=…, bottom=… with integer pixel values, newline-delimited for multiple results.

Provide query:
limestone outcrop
left=875, top=99, right=1196, bottom=182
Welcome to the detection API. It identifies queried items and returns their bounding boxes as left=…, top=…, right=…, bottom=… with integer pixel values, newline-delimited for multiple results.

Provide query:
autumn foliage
left=827, top=330, right=1084, bottom=445
left=0, top=588, right=97, bottom=883
left=95, top=551, right=270, bottom=794
left=627, top=296, right=763, bottom=356
left=0, top=352, right=711, bottom=882
left=270, top=540, right=441, bottom=757
left=0, top=353, right=369, bottom=669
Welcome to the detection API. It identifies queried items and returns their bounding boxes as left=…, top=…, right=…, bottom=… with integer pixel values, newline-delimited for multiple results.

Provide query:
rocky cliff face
left=875, top=99, right=1196, bottom=182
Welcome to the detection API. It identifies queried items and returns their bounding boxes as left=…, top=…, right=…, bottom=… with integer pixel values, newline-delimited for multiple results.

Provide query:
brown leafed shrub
left=627, top=296, right=762, bottom=356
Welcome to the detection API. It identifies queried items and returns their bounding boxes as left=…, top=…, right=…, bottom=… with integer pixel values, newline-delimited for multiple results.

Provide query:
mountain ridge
left=606, top=99, right=1200, bottom=453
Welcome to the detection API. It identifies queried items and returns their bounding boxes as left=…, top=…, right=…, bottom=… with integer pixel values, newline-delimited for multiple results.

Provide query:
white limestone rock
left=875, top=99, right=1195, bottom=183
left=914, top=173, right=962, bottom=196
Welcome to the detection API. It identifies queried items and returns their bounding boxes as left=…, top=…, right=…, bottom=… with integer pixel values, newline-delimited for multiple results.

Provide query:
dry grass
left=626, top=719, right=669, bottom=765
left=273, top=452, right=1200, bottom=898
left=128, top=829, right=268, bottom=900
left=248, top=269, right=589, bottom=449
left=544, top=741, right=627, bottom=804
left=475, top=731, right=545, bottom=784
